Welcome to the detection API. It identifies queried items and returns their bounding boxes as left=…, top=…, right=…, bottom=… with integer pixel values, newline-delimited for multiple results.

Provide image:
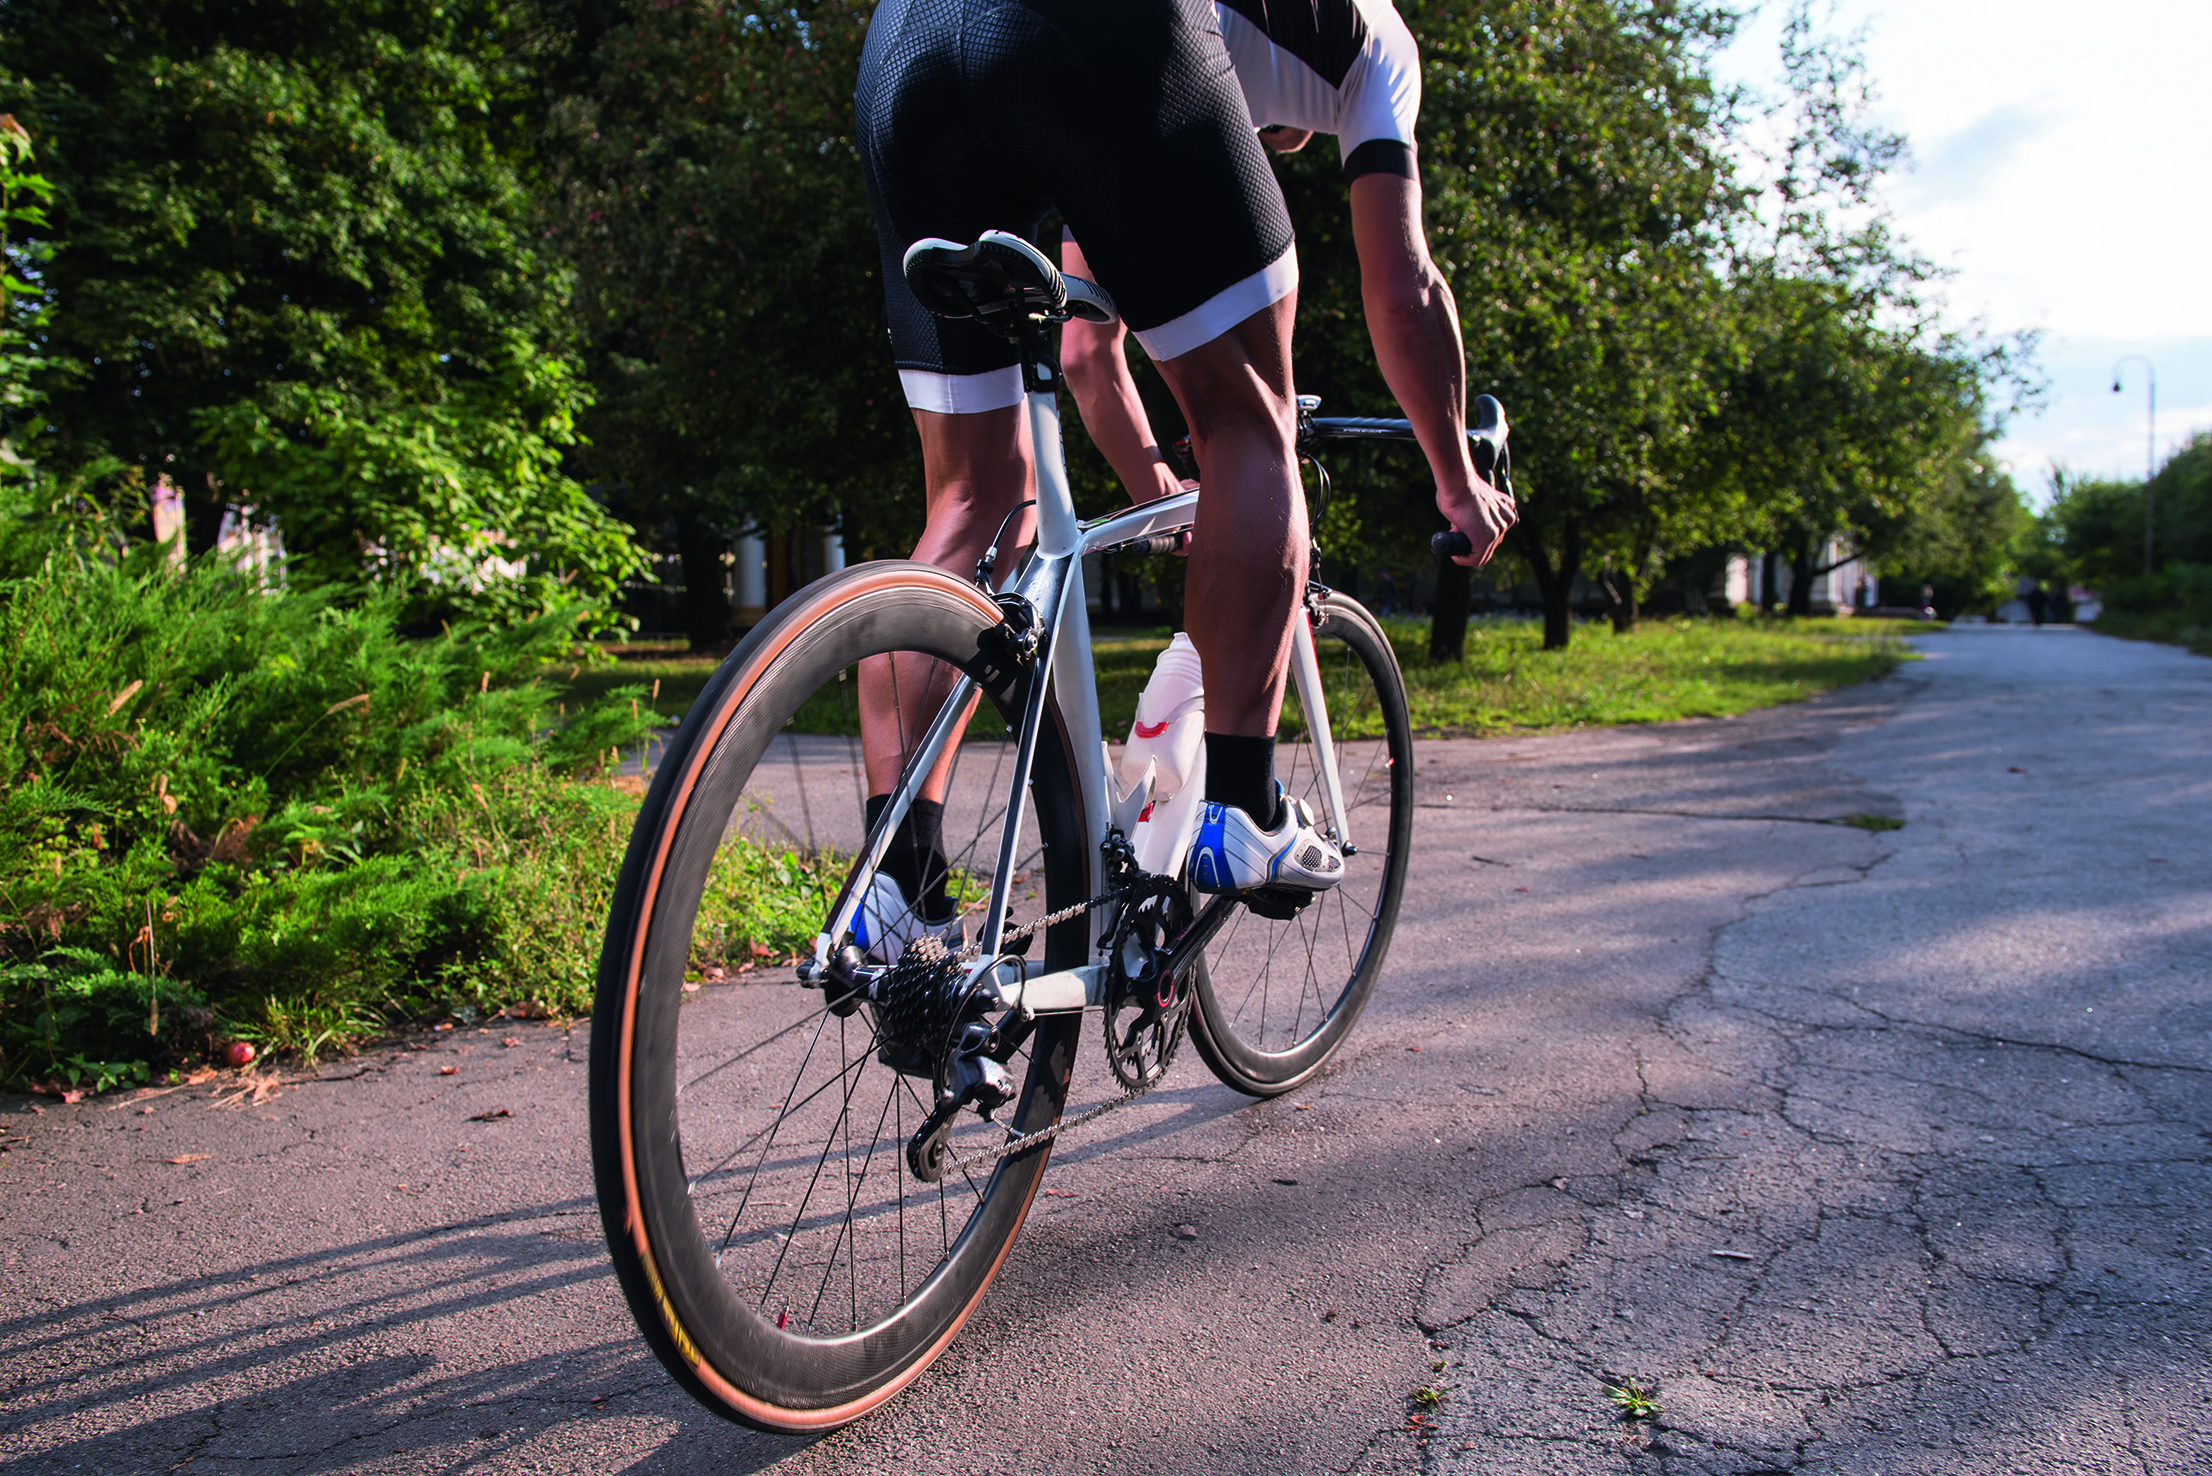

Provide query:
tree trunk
left=1521, top=516, right=1582, bottom=652
left=1427, top=550, right=1472, bottom=661
left=673, top=511, right=733, bottom=651
left=1604, top=569, right=1640, bottom=633
left=1786, top=544, right=1817, bottom=618
left=1758, top=550, right=1779, bottom=614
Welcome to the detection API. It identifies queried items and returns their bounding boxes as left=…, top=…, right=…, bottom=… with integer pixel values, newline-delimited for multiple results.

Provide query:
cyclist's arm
left=1348, top=170, right=1513, bottom=565
left=1059, top=235, right=1186, bottom=506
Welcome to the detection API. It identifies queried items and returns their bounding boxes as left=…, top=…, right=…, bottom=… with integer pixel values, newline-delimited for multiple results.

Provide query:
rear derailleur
left=824, top=937, right=1029, bottom=1184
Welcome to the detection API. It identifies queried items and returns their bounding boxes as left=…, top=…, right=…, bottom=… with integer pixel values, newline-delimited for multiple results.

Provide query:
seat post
left=1019, top=322, right=1081, bottom=560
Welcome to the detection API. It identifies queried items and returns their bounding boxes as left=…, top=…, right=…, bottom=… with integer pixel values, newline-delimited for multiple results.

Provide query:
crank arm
left=1158, top=893, right=1240, bottom=981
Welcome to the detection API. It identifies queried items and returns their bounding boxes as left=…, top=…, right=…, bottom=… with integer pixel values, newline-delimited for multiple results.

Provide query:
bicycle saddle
left=903, top=231, right=1117, bottom=338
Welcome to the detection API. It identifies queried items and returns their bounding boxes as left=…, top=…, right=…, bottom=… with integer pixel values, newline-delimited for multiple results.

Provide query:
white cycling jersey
left=1213, top=0, right=1423, bottom=178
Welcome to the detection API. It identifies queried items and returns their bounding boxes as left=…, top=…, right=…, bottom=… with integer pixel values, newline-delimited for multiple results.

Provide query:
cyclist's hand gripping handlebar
left=1431, top=394, right=1511, bottom=559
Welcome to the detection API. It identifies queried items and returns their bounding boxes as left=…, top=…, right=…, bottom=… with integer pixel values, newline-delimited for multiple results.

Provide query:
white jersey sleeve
left=1213, top=0, right=1422, bottom=174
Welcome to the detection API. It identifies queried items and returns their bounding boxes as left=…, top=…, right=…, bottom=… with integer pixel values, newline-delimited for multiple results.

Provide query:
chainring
left=1102, top=877, right=1194, bottom=1091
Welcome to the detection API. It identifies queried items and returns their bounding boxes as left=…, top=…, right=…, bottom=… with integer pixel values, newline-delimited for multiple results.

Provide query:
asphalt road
left=3, top=626, right=2206, bottom=1475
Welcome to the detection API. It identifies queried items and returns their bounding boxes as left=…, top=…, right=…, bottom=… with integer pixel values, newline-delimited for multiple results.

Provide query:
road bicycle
left=589, top=231, right=1502, bottom=1431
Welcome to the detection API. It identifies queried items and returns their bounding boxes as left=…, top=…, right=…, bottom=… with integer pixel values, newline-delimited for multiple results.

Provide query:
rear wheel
left=1187, top=592, right=1413, bottom=1095
left=589, top=563, right=1090, bottom=1431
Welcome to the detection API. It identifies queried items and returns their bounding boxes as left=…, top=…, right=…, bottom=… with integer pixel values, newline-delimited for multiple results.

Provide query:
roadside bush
left=2093, top=563, right=2212, bottom=655
left=0, top=488, right=827, bottom=1090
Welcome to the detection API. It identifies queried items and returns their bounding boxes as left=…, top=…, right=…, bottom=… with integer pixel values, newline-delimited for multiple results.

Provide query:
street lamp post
left=2112, top=356, right=2156, bottom=577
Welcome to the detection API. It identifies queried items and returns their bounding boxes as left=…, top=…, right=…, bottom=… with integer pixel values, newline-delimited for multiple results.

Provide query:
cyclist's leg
left=856, top=15, right=1053, bottom=928
left=1150, top=295, right=1303, bottom=743
left=856, top=405, right=1034, bottom=800
left=851, top=404, right=1035, bottom=927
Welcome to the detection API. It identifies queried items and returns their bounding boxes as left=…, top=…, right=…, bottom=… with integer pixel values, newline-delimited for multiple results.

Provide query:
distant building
left=1723, top=539, right=1872, bottom=614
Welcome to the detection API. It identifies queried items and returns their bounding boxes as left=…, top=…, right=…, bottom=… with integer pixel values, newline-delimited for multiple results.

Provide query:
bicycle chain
left=935, top=885, right=1189, bottom=1181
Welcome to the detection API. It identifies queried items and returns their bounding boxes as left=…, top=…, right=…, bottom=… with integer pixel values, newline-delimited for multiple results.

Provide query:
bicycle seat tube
left=981, top=323, right=1111, bottom=954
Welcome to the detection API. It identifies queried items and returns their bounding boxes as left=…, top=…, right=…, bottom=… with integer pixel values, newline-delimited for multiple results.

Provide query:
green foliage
left=1276, top=0, right=1744, bottom=649
left=193, top=339, right=647, bottom=624
left=2093, top=563, right=2212, bottom=656
left=0, top=482, right=672, bottom=1083
left=0, top=112, right=64, bottom=478
left=1853, top=432, right=2029, bottom=618
left=2045, top=434, right=2212, bottom=589
left=1604, top=1376, right=1661, bottom=1420
left=545, top=0, right=920, bottom=643
left=0, top=0, right=644, bottom=622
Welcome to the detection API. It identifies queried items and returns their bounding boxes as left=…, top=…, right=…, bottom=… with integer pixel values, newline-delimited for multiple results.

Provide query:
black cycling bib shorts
left=858, top=0, right=1298, bottom=414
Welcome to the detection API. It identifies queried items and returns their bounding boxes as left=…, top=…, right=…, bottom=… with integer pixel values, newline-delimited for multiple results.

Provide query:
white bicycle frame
left=811, top=377, right=1353, bottom=1015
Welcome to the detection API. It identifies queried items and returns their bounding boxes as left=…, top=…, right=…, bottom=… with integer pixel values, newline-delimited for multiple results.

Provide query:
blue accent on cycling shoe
left=1192, top=803, right=1230, bottom=891
left=852, top=905, right=874, bottom=952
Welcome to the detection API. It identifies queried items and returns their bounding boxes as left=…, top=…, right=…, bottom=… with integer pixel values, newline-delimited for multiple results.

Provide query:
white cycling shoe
left=1187, top=787, right=1346, bottom=896
left=850, top=873, right=965, bottom=964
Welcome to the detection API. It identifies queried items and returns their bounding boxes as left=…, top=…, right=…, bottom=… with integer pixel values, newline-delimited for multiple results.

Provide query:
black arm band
left=1343, top=138, right=1416, bottom=182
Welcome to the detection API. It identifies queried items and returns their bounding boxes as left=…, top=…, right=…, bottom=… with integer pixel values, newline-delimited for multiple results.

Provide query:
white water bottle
left=1120, top=632, right=1205, bottom=801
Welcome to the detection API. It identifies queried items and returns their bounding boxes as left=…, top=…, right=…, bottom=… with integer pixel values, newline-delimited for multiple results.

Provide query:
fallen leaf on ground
left=469, top=1108, right=513, bottom=1122
left=439, top=1066, right=458, bottom=1076
left=167, top=1153, right=211, bottom=1164
left=500, top=1038, right=521, bottom=1048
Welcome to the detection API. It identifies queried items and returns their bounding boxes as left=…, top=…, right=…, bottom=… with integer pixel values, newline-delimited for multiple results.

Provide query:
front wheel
left=1187, top=592, right=1414, bottom=1095
left=588, top=563, right=1090, bottom=1431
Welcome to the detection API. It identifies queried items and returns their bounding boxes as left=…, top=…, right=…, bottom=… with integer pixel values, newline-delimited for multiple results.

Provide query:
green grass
left=576, top=615, right=1918, bottom=741
left=2093, top=611, right=2212, bottom=659
left=1098, top=615, right=1916, bottom=740
left=562, top=640, right=720, bottom=721
left=1382, top=614, right=1919, bottom=736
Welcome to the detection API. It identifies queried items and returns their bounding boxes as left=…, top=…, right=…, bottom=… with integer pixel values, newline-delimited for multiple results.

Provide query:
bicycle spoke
left=758, top=1013, right=880, bottom=1314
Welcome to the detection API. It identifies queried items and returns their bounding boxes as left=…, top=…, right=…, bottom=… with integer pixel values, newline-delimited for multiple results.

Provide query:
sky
left=1711, top=0, right=2212, bottom=503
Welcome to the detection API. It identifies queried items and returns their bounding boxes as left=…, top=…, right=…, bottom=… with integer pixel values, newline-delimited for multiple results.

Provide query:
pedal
left=1242, top=884, right=1314, bottom=921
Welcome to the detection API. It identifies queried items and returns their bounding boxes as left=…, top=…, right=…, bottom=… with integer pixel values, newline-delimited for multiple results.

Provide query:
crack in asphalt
left=1415, top=640, right=2212, bottom=1473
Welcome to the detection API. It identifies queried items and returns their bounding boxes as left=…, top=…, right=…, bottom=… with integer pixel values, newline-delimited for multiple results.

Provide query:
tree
left=2046, top=434, right=2212, bottom=590
left=544, top=0, right=924, bottom=647
left=0, top=113, right=60, bottom=482
left=1698, top=5, right=2034, bottom=619
left=0, top=0, right=643, bottom=619
left=1274, top=0, right=1746, bottom=652
left=1710, top=269, right=1996, bottom=615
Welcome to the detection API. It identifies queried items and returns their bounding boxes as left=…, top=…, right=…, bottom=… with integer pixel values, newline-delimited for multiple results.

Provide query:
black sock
left=1202, top=733, right=1280, bottom=826
left=864, top=794, right=953, bottom=922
